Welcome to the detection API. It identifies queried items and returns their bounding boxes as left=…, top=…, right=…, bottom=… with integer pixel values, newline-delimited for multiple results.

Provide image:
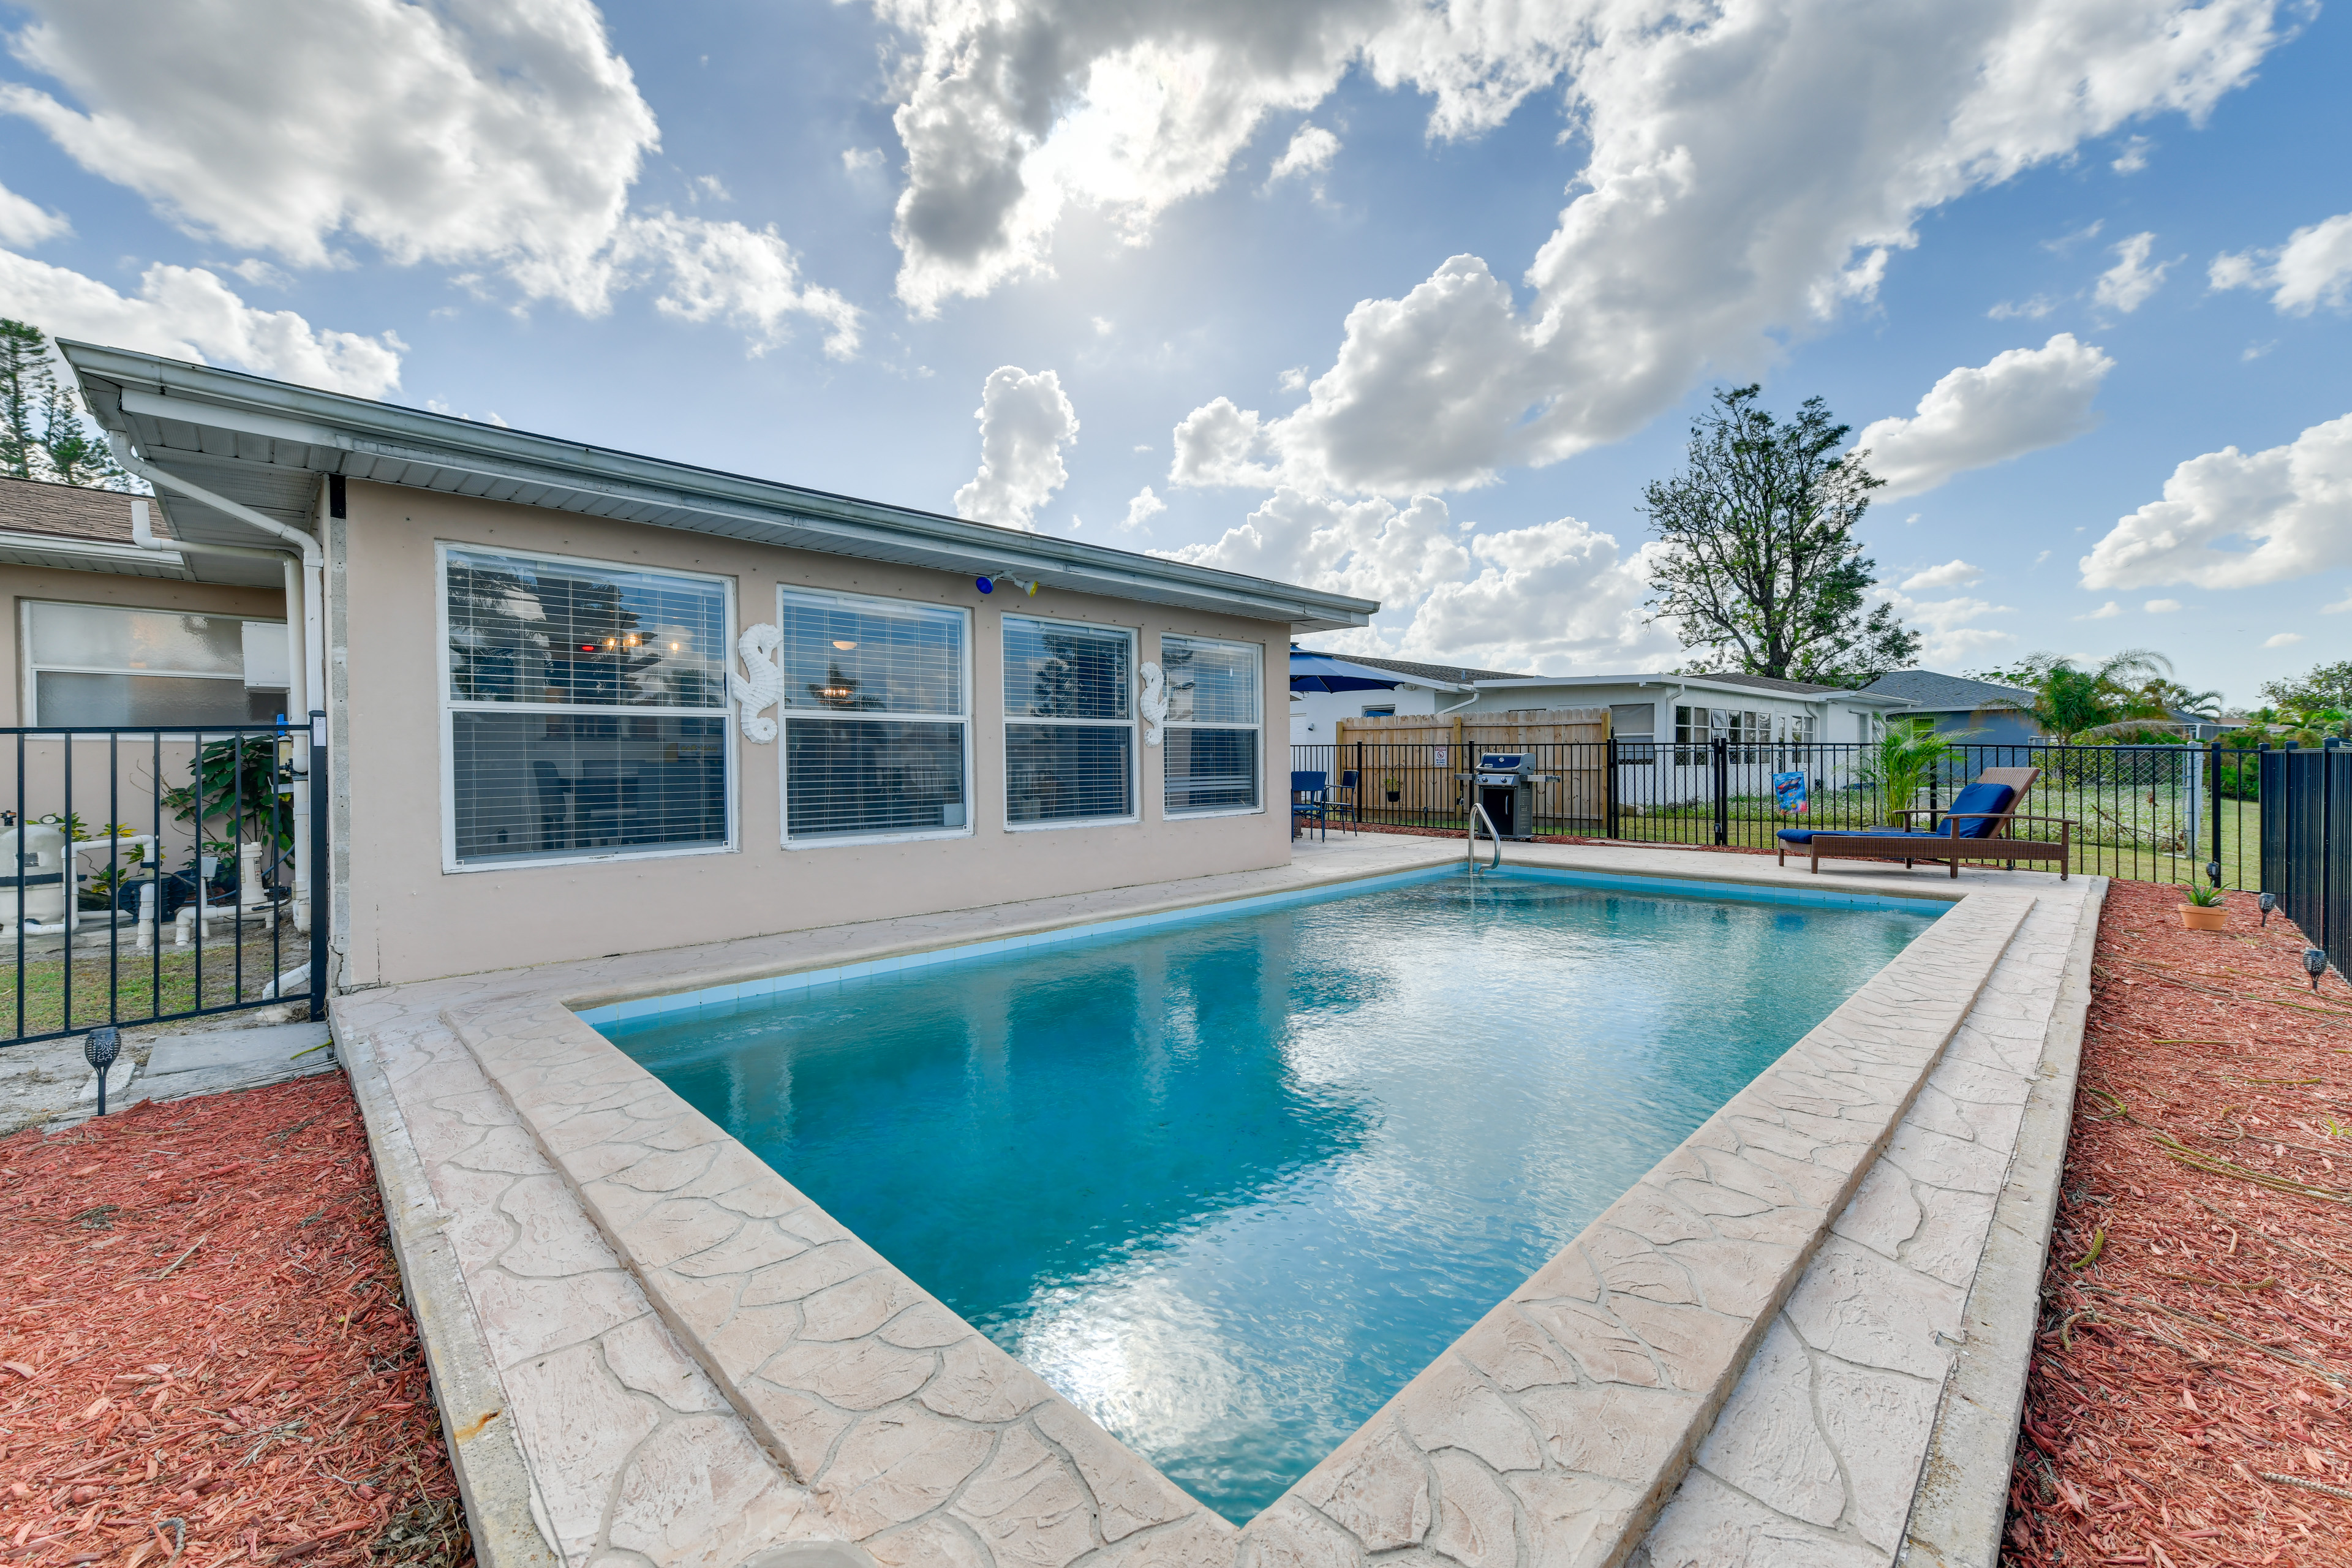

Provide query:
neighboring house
left=1463, top=670, right=1913, bottom=748
left=1288, top=650, right=1528, bottom=745
left=1862, top=670, right=2038, bottom=745
left=0, top=475, right=294, bottom=728
left=61, top=341, right=1376, bottom=991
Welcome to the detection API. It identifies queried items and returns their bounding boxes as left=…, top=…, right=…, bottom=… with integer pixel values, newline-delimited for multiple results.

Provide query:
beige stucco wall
left=1, top=563, right=286, bottom=728
left=0, top=565, right=289, bottom=847
left=330, top=481, right=1295, bottom=989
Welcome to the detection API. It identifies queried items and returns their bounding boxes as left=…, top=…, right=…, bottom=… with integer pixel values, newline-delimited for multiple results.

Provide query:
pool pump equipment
left=1474, top=753, right=1539, bottom=840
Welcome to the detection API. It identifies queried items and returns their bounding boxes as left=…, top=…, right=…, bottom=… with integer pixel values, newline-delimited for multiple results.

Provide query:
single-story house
left=1289, top=658, right=1916, bottom=752
left=1287, top=651, right=1526, bottom=745
left=1861, top=670, right=2039, bottom=745
left=57, top=340, right=1376, bottom=990
left=1460, top=670, right=1914, bottom=748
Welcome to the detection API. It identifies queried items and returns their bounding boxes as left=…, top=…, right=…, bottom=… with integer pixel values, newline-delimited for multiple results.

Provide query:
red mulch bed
left=2006, top=881, right=2352, bottom=1566
left=0, top=1075, right=467, bottom=1568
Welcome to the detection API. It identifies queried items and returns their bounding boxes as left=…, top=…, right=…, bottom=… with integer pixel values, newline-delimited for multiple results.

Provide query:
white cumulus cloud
left=1, top=0, right=655, bottom=310
left=1169, top=489, right=1672, bottom=674
left=1855, top=334, right=2114, bottom=500
left=0, top=0, right=853, bottom=355
left=2210, top=211, right=2352, bottom=314
left=1267, top=123, right=1340, bottom=187
left=1143, top=1, right=2278, bottom=497
left=0, top=246, right=402, bottom=396
left=1900, top=560, right=1984, bottom=591
left=2079, top=600, right=2124, bottom=619
left=615, top=213, right=859, bottom=358
left=1877, top=589, right=2016, bottom=663
left=1119, top=485, right=1166, bottom=533
left=953, top=366, right=1079, bottom=530
left=2094, top=231, right=2173, bottom=312
left=2080, top=411, right=2352, bottom=589
left=0, top=182, right=68, bottom=247
left=2263, top=631, right=2302, bottom=647
left=2144, top=597, right=2183, bottom=612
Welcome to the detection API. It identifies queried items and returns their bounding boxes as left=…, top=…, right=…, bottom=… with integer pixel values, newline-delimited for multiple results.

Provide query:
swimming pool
left=599, top=867, right=1937, bottom=1522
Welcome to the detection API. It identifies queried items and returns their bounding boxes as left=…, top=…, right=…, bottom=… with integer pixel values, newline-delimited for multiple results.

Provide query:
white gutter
left=113, top=435, right=320, bottom=720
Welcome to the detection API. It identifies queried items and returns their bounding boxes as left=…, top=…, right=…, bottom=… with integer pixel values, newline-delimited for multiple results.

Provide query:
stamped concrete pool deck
left=335, top=837, right=2100, bottom=1568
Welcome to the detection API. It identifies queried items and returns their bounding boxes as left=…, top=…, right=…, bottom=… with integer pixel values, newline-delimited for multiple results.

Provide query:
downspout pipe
left=110, top=433, right=323, bottom=718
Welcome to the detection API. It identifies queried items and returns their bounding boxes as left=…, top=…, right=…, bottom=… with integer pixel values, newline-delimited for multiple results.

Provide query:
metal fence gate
left=1293, top=737, right=2262, bottom=889
left=2261, top=744, right=2347, bottom=983
left=2, top=714, right=328, bottom=1048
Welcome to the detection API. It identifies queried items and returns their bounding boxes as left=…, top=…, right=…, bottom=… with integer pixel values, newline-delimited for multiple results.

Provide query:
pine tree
left=0, top=317, right=133, bottom=489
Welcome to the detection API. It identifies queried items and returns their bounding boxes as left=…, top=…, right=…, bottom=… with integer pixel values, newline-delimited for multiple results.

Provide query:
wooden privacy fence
left=1329, top=709, right=1609, bottom=833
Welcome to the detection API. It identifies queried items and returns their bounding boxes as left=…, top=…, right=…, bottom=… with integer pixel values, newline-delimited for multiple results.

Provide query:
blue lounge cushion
left=1939, top=781, right=2016, bottom=839
left=1779, top=828, right=1950, bottom=845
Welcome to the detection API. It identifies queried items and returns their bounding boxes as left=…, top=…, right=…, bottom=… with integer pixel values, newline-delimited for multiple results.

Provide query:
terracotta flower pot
left=2182, top=905, right=2228, bottom=931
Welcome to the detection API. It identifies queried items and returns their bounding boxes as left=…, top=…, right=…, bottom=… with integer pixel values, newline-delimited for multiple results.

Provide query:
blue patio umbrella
left=1289, top=650, right=1406, bottom=693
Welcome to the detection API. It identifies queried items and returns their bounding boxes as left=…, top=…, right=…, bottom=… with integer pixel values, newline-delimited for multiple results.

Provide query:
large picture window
left=1003, top=616, right=1133, bottom=827
left=440, top=546, right=732, bottom=869
left=24, top=601, right=288, bottom=727
left=1161, top=635, right=1262, bottom=816
left=779, top=588, right=970, bottom=843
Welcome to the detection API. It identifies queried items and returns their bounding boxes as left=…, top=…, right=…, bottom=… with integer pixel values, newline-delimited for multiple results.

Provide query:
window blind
left=1004, top=617, right=1134, bottom=824
left=1163, top=635, right=1261, bottom=815
left=779, top=589, right=970, bottom=842
left=442, top=549, right=731, bottom=868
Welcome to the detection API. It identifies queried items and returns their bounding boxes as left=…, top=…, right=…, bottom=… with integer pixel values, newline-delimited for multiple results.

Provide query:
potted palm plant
left=2180, top=882, right=2228, bottom=930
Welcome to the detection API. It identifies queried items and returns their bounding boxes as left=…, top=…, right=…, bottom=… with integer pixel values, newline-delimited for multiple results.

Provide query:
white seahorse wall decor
left=731, top=623, right=782, bottom=743
left=1139, top=660, right=1169, bottom=746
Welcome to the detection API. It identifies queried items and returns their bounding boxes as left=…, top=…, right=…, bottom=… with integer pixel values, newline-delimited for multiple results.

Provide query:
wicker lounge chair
left=1774, top=766, right=2071, bottom=880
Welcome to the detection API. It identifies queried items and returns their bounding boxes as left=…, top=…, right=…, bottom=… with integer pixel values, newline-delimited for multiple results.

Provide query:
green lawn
left=1, top=930, right=312, bottom=1043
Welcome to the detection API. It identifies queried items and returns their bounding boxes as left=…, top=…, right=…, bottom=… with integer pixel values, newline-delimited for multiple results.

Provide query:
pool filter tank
left=1474, top=752, right=1537, bottom=840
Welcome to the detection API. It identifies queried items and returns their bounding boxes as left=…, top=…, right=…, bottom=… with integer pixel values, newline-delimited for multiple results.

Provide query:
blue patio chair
left=1332, top=769, right=1362, bottom=832
left=1290, top=770, right=1330, bottom=840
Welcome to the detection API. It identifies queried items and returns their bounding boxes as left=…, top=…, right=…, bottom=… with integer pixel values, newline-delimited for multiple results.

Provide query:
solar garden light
left=2305, top=948, right=2329, bottom=994
left=85, top=1026, right=121, bottom=1117
left=2259, top=892, right=2277, bottom=927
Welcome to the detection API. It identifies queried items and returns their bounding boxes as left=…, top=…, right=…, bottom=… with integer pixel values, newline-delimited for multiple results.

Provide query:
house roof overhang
left=58, top=341, right=1381, bottom=635
left=1468, top=673, right=1918, bottom=707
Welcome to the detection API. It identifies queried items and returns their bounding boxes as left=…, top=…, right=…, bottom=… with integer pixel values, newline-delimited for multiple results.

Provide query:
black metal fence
left=1292, top=738, right=2260, bottom=888
left=2, top=717, right=327, bottom=1048
left=2261, top=745, right=2347, bottom=982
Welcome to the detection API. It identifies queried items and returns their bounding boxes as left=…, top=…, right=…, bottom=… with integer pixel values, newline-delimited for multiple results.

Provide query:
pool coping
left=435, top=857, right=2034, bottom=1567
left=1898, top=876, right=2105, bottom=1566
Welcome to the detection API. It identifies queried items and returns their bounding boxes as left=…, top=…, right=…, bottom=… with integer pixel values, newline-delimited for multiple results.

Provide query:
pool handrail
left=1468, top=801, right=1501, bottom=872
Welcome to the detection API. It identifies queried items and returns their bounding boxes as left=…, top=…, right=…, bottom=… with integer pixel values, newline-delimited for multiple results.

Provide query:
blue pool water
left=601, top=869, right=1935, bottom=1523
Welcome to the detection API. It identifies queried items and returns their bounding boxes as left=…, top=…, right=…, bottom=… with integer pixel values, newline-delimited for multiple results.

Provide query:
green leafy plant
left=161, top=736, right=293, bottom=862
left=2182, top=882, right=2225, bottom=908
left=1858, top=717, right=1953, bottom=824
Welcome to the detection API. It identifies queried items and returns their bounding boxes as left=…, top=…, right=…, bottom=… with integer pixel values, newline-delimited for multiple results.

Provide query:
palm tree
left=2023, top=649, right=2173, bottom=742
left=1860, top=717, right=1954, bottom=824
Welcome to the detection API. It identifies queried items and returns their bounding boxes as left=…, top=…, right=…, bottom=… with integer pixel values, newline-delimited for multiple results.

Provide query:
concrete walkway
left=329, top=837, right=2096, bottom=1568
left=1, top=1010, right=331, bottom=1135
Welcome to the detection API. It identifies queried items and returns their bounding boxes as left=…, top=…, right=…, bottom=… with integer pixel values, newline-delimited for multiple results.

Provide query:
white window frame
left=20, top=600, right=288, bottom=728
left=1159, top=633, right=1265, bottom=820
left=1001, top=614, right=1138, bottom=832
left=777, top=585, right=974, bottom=850
left=435, top=541, right=738, bottom=875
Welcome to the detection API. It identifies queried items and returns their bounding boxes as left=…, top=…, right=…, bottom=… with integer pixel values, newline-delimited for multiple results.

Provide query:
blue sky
left=2, top=0, right=2345, bottom=705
